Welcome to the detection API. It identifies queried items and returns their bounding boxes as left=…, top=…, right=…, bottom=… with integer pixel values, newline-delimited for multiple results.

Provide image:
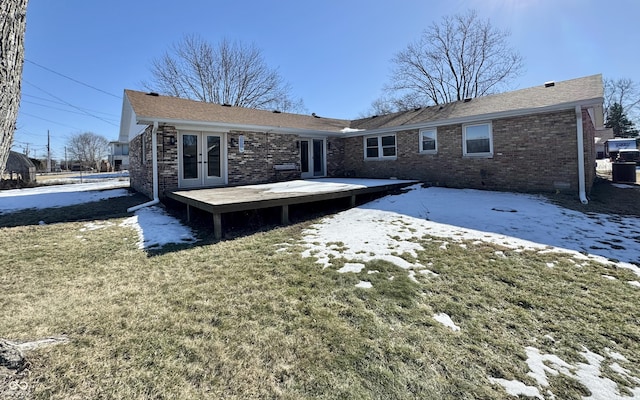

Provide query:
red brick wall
left=129, top=126, right=302, bottom=199
left=342, top=109, right=592, bottom=194
left=128, top=108, right=596, bottom=199
left=227, top=130, right=301, bottom=185
left=128, top=126, right=153, bottom=198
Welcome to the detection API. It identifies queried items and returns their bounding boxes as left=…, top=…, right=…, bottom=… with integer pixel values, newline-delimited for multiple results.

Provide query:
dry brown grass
left=1, top=197, right=639, bottom=399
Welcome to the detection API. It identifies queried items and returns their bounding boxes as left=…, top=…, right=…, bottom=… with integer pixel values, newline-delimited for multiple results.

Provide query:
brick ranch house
left=119, top=74, right=603, bottom=204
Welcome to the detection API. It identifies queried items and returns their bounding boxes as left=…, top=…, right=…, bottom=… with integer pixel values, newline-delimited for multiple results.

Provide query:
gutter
left=127, top=121, right=160, bottom=212
left=575, top=105, right=589, bottom=204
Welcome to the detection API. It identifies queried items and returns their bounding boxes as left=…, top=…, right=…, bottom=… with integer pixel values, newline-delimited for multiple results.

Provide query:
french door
left=179, top=131, right=226, bottom=188
left=300, top=138, right=326, bottom=178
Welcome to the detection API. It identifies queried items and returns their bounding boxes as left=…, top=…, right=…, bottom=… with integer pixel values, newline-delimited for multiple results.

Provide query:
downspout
left=575, top=106, right=588, bottom=204
left=127, top=121, right=160, bottom=212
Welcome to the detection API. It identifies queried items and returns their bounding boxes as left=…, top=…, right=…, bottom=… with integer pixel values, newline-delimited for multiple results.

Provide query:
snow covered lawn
left=297, top=184, right=640, bottom=399
left=1, top=180, right=639, bottom=398
left=300, top=184, right=640, bottom=273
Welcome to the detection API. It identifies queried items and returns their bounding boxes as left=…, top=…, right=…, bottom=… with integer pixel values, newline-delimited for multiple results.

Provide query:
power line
left=18, top=111, right=84, bottom=131
left=22, top=99, right=119, bottom=121
left=23, top=80, right=119, bottom=127
left=25, top=59, right=121, bottom=99
left=22, top=94, right=119, bottom=117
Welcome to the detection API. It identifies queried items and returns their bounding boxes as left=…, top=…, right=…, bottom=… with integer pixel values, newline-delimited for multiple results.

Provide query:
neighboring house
left=108, top=141, right=130, bottom=171
left=595, top=128, right=614, bottom=159
left=3, top=151, right=36, bottom=182
left=119, top=74, right=604, bottom=203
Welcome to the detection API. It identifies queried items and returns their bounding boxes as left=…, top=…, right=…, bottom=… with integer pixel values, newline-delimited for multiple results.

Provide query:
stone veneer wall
left=342, top=109, right=595, bottom=194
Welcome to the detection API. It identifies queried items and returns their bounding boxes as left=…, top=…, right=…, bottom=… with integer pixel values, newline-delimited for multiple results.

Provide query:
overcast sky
left=14, top=0, right=640, bottom=160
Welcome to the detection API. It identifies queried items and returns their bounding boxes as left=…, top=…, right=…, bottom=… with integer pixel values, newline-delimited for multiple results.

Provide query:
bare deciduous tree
left=379, top=9, right=523, bottom=112
left=0, top=0, right=28, bottom=177
left=67, top=132, right=109, bottom=171
left=604, top=78, right=640, bottom=125
left=144, top=35, right=305, bottom=113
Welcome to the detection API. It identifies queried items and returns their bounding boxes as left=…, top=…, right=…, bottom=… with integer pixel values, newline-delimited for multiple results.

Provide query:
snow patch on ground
left=0, top=184, right=130, bottom=214
left=120, top=206, right=197, bottom=249
left=300, top=185, right=640, bottom=279
left=433, top=313, right=460, bottom=332
left=250, top=178, right=415, bottom=194
left=490, top=346, right=640, bottom=399
left=488, top=377, right=543, bottom=399
left=337, top=263, right=366, bottom=273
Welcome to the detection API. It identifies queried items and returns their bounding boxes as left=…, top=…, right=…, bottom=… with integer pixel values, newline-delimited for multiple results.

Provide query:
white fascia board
left=135, top=117, right=344, bottom=137
left=342, top=98, right=604, bottom=137
left=119, top=95, right=148, bottom=142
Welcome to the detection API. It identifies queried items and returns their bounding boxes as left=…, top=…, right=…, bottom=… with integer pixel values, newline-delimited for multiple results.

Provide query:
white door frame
left=300, top=137, right=326, bottom=179
left=178, top=131, right=227, bottom=188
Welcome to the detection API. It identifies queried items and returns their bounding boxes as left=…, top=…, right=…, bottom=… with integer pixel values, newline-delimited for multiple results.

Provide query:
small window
left=364, top=134, right=396, bottom=160
left=463, top=122, right=493, bottom=157
left=420, top=128, right=437, bottom=153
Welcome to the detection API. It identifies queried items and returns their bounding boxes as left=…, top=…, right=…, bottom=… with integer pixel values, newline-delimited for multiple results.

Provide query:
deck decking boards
left=166, top=178, right=417, bottom=239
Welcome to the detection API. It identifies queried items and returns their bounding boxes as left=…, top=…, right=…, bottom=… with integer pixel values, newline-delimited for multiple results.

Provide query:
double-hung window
left=463, top=122, right=493, bottom=157
left=419, top=128, right=437, bottom=154
left=365, top=134, right=396, bottom=159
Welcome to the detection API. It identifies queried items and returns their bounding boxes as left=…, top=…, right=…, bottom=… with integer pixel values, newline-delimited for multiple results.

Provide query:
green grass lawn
left=1, top=196, right=639, bottom=399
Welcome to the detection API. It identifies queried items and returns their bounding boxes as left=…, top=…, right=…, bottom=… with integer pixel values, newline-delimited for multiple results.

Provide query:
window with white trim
left=463, top=122, right=493, bottom=157
left=365, top=134, right=396, bottom=159
left=419, top=128, right=437, bottom=153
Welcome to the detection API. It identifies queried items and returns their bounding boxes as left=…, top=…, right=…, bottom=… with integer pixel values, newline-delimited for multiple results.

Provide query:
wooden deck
left=166, top=178, right=418, bottom=239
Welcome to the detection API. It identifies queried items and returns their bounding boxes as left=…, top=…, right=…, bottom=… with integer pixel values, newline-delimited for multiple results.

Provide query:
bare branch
left=145, top=35, right=302, bottom=112
left=381, top=9, right=523, bottom=110
left=604, top=77, right=640, bottom=124
left=66, top=132, right=109, bottom=170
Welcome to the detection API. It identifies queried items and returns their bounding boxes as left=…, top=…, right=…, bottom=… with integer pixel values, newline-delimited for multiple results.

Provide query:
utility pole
left=65, top=146, right=68, bottom=171
left=47, top=130, right=52, bottom=172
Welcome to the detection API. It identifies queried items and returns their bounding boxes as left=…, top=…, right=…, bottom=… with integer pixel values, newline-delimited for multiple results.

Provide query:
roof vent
left=544, top=81, right=555, bottom=88
left=414, top=107, right=422, bottom=112
left=222, top=103, right=232, bottom=107
left=147, top=92, right=159, bottom=97
left=312, top=112, right=320, bottom=118
left=272, top=110, right=281, bottom=114
left=463, top=97, right=472, bottom=103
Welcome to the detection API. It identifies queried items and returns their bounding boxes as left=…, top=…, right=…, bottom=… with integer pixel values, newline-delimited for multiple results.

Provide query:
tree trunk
left=0, top=0, right=29, bottom=177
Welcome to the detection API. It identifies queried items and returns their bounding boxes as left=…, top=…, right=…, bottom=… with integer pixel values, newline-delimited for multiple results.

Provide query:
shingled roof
left=351, top=74, right=604, bottom=131
left=124, top=89, right=351, bottom=133
left=121, top=74, right=603, bottom=138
